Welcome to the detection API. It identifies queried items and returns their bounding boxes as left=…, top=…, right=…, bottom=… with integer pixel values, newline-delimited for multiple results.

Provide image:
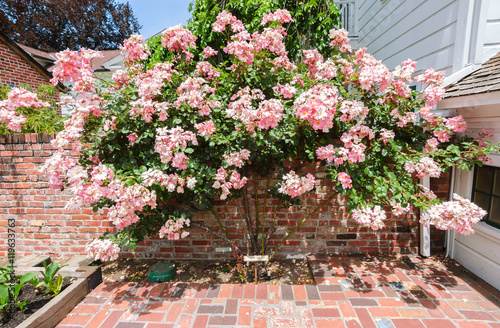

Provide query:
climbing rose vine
left=3, top=9, right=498, bottom=259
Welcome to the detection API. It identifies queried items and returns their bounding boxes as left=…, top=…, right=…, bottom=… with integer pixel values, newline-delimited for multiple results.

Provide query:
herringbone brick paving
left=56, top=254, right=500, bottom=327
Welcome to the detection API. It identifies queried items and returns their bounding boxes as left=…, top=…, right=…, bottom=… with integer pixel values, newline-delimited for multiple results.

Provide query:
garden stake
left=244, top=255, right=268, bottom=284
left=254, top=262, right=258, bottom=284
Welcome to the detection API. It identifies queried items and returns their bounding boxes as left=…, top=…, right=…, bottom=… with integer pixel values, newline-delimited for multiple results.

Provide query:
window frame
left=471, top=165, right=500, bottom=229
left=334, top=0, right=358, bottom=38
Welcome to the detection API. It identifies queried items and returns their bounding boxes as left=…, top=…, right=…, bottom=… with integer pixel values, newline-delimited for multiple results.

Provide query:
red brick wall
left=0, top=42, right=52, bottom=89
left=0, top=133, right=448, bottom=260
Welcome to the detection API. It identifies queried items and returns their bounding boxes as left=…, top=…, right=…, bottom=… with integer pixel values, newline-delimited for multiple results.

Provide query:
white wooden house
left=345, top=0, right=500, bottom=290
left=437, top=52, right=500, bottom=291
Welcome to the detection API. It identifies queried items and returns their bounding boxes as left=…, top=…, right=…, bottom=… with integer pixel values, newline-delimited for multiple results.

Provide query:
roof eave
left=437, top=90, right=500, bottom=110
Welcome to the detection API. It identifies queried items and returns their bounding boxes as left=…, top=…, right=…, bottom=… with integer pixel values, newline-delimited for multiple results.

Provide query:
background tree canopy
left=0, top=0, right=141, bottom=51
left=187, top=0, right=341, bottom=63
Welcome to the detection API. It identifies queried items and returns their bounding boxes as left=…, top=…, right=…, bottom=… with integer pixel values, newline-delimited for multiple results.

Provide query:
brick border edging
left=0, top=133, right=57, bottom=145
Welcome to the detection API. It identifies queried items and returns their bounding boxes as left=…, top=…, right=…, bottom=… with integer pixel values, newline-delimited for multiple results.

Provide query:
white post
left=420, top=176, right=431, bottom=257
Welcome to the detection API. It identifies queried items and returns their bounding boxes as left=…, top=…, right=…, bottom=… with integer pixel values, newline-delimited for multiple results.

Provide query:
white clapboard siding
left=484, top=21, right=500, bottom=45
left=384, top=26, right=457, bottom=74
left=357, top=0, right=458, bottom=72
left=455, top=228, right=500, bottom=266
left=359, top=0, right=455, bottom=52
left=358, top=0, right=424, bottom=50
left=357, top=0, right=410, bottom=40
left=484, top=0, right=500, bottom=61
left=453, top=229, right=500, bottom=291
left=376, top=12, right=457, bottom=60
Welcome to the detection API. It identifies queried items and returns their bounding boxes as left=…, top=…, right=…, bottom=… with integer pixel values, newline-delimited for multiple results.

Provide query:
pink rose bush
left=85, top=238, right=120, bottom=261
left=0, top=88, right=50, bottom=131
left=4, top=8, right=497, bottom=258
left=424, top=194, right=487, bottom=235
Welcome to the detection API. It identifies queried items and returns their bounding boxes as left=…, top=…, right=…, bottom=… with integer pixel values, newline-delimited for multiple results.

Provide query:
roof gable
left=0, top=31, right=65, bottom=90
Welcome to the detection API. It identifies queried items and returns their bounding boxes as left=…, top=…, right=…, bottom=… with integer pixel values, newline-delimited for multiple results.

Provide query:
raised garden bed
left=0, top=255, right=102, bottom=328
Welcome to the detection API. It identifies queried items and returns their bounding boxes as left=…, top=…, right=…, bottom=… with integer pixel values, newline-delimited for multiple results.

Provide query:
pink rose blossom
left=223, top=149, right=251, bottom=168
left=195, top=120, right=216, bottom=136
left=423, top=194, right=486, bottom=235
left=416, top=68, right=445, bottom=86
left=293, top=84, right=339, bottom=132
left=404, top=156, right=441, bottom=178
left=154, top=127, right=198, bottom=165
left=86, top=239, right=120, bottom=261
left=380, top=129, right=395, bottom=144
left=338, top=172, right=352, bottom=189
left=161, top=25, right=197, bottom=60
left=425, top=138, right=439, bottom=152
left=352, top=205, right=386, bottom=230
left=261, top=9, right=293, bottom=25
left=172, top=152, right=189, bottom=170
left=0, top=88, right=50, bottom=131
left=273, top=83, right=297, bottom=99
left=203, top=46, right=218, bottom=58
left=279, top=171, right=317, bottom=198
left=390, top=200, right=410, bottom=217
left=213, top=10, right=245, bottom=33
left=127, top=133, right=138, bottom=143
left=445, top=115, right=467, bottom=133
left=120, top=34, right=150, bottom=65
left=212, top=167, right=248, bottom=200
left=329, top=28, right=351, bottom=53
left=159, top=217, right=191, bottom=240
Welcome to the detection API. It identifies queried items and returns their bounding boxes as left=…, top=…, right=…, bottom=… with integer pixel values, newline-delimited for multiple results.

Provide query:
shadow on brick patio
left=55, top=254, right=500, bottom=328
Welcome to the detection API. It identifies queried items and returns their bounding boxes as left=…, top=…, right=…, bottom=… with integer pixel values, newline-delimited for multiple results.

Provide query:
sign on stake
left=244, top=255, right=269, bottom=284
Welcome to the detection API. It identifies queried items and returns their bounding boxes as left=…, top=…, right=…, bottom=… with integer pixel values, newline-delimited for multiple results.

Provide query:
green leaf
left=50, top=274, right=64, bottom=297
left=18, top=299, right=30, bottom=311
left=20, top=272, right=38, bottom=286
left=0, top=284, right=9, bottom=303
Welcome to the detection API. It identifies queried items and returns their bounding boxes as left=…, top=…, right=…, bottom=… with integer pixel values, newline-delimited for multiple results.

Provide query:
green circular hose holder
left=148, top=262, right=176, bottom=282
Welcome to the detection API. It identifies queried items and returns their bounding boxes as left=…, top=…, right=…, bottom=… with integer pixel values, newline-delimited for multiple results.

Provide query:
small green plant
left=0, top=266, right=11, bottom=284
left=35, top=261, right=68, bottom=297
left=0, top=268, right=38, bottom=316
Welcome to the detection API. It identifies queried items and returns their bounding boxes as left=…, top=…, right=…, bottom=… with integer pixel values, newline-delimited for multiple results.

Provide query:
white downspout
left=419, top=176, right=431, bottom=257
left=446, top=166, right=457, bottom=258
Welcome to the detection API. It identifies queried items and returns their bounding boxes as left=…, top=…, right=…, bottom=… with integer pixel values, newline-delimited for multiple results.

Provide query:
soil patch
left=101, top=258, right=315, bottom=285
left=0, top=278, right=73, bottom=328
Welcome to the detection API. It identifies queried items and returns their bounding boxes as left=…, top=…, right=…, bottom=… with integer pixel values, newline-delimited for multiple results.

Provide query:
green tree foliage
left=187, top=0, right=341, bottom=63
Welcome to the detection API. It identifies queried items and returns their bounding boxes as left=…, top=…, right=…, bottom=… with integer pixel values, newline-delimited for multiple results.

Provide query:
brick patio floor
left=56, top=254, right=500, bottom=328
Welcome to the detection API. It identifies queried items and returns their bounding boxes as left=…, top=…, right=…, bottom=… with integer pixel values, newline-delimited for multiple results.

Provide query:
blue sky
left=117, top=0, right=192, bottom=38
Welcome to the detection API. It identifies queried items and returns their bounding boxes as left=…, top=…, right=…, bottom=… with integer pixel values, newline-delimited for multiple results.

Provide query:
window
left=472, top=165, right=500, bottom=229
left=334, top=0, right=358, bottom=38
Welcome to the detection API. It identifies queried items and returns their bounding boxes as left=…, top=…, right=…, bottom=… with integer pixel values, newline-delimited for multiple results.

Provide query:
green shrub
left=0, top=84, right=65, bottom=134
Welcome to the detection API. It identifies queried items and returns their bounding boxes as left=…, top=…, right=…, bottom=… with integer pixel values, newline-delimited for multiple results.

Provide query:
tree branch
left=261, top=175, right=271, bottom=255
left=264, top=199, right=282, bottom=252
left=241, top=186, right=258, bottom=253
left=210, top=208, right=232, bottom=242
left=254, top=173, right=259, bottom=249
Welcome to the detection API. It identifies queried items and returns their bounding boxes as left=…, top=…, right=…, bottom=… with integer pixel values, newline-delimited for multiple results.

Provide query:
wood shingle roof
left=444, top=52, right=500, bottom=98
